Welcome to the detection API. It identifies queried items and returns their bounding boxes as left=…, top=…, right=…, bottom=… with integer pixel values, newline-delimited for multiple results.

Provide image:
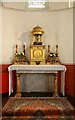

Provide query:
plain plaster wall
left=2, top=7, right=73, bottom=64
left=0, top=6, right=2, bottom=65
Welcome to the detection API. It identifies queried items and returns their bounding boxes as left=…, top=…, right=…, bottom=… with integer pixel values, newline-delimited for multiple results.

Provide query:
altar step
left=2, top=97, right=75, bottom=119
left=10, top=92, right=63, bottom=97
left=22, top=92, right=53, bottom=97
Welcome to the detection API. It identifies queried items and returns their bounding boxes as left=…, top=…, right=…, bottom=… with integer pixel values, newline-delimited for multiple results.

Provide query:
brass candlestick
left=48, top=45, right=50, bottom=55
left=23, top=44, right=25, bottom=55
left=46, top=45, right=51, bottom=63
left=56, top=45, right=58, bottom=57
left=15, top=44, right=18, bottom=54
left=55, top=45, right=60, bottom=63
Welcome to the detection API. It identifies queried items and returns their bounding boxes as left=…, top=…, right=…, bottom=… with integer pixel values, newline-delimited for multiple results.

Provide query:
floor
left=2, top=92, right=75, bottom=109
left=1, top=92, right=75, bottom=120
left=2, top=97, right=75, bottom=119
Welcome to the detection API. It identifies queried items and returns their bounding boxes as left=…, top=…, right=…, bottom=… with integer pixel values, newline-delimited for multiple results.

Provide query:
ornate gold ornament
left=13, top=26, right=60, bottom=65
left=13, top=44, right=28, bottom=64
left=34, top=49, right=43, bottom=58
left=46, top=45, right=60, bottom=64
left=30, top=25, right=45, bottom=65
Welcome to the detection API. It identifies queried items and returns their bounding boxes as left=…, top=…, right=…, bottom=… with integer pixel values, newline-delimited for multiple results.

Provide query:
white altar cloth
left=8, top=64, right=66, bottom=96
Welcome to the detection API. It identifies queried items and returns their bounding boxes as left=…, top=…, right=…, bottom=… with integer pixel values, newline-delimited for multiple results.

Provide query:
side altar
left=8, top=26, right=66, bottom=97
left=8, top=64, right=66, bottom=97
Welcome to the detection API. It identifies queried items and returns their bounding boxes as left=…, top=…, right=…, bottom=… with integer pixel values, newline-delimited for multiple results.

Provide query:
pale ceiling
left=0, top=2, right=74, bottom=11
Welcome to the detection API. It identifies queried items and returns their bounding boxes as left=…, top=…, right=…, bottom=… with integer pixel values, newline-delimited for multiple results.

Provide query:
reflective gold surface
left=32, top=25, right=44, bottom=35
left=30, top=26, right=45, bottom=65
left=30, top=45, right=45, bottom=65
left=34, top=49, right=43, bottom=58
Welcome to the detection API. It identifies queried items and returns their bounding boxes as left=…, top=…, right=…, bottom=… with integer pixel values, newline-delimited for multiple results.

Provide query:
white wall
left=2, top=7, right=73, bottom=64
left=0, top=5, right=2, bottom=64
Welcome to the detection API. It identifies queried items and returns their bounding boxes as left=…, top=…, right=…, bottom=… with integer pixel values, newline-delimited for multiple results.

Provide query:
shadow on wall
left=11, top=30, right=32, bottom=62
left=18, top=30, right=32, bottom=60
left=18, top=30, right=32, bottom=44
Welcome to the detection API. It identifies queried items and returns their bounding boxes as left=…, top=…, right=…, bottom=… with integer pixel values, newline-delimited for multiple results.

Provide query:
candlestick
left=48, top=45, right=50, bottom=55
left=23, top=44, right=25, bottom=55
left=56, top=45, right=58, bottom=57
left=15, top=44, right=18, bottom=54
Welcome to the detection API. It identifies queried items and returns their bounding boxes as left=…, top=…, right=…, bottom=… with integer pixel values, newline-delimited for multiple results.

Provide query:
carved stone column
left=15, top=73, right=21, bottom=97
left=53, top=72, right=59, bottom=97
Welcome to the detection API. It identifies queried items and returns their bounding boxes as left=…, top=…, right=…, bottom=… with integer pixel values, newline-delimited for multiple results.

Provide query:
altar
left=9, top=26, right=67, bottom=97
left=8, top=64, right=66, bottom=97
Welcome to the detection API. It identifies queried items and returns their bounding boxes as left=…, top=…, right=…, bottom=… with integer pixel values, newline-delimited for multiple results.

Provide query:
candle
left=24, top=42, right=26, bottom=47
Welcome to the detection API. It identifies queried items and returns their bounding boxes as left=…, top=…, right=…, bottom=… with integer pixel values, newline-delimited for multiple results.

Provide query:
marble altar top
left=8, top=64, right=66, bottom=71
